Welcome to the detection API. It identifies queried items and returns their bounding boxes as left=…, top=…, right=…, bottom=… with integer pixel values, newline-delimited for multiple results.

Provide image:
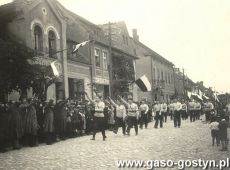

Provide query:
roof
left=99, top=21, right=137, bottom=58
left=53, top=0, right=109, bottom=45
left=132, top=38, right=174, bottom=67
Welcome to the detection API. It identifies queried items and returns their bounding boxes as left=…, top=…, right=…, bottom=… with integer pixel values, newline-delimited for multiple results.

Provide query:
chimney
left=132, top=29, right=139, bottom=41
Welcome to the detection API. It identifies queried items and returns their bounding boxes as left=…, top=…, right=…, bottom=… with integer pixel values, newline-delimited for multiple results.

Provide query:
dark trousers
left=126, top=116, right=138, bottom=135
left=211, top=129, right=220, bottom=146
left=114, top=117, right=126, bottom=135
left=140, top=112, right=148, bottom=129
left=174, top=111, right=181, bottom=127
left=169, top=111, right=173, bottom=120
left=154, top=111, right=163, bottom=128
left=190, top=111, right=196, bottom=122
left=195, top=110, right=200, bottom=120
left=181, top=111, right=187, bottom=120
left=162, top=112, right=167, bottom=122
left=92, top=117, right=106, bottom=139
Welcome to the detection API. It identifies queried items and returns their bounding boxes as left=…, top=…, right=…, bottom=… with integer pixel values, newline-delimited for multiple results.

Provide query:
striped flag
left=72, top=40, right=92, bottom=53
left=135, top=75, right=151, bottom=92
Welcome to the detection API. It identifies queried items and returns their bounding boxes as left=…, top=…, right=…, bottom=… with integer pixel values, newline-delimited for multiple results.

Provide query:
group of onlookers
left=0, top=95, right=229, bottom=152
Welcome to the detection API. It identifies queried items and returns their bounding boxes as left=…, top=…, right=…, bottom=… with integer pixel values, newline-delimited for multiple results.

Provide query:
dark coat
left=43, top=106, right=54, bottom=133
left=54, top=102, right=67, bottom=133
left=7, top=103, right=24, bottom=139
left=218, top=121, right=228, bottom=141
left=23, top=104, right=39, bottom=135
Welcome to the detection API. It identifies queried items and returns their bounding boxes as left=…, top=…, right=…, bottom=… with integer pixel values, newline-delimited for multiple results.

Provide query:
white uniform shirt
left=94, top=101, right=105, bottom=117
left=188, top=101, right=196, bottom=111
left=161, top=103, right=167, bottom=112
left=181, top=103, right=187, bottom=112
left=127, top=103, right=138, bottom=117
left=173, top=102, right=182, bottom=111
left=116, top=104, right=126, bottom=119
left=139, top=104, right=149, bottom=114
left=195, top=102, right=201, bottom=110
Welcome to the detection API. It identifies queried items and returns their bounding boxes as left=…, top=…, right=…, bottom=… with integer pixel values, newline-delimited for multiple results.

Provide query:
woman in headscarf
left=43, top=99, right=55, bottom=145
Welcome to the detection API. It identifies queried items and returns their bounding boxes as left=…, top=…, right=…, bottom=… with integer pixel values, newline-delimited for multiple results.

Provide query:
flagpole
left=108, top=22, right=113, bottom=98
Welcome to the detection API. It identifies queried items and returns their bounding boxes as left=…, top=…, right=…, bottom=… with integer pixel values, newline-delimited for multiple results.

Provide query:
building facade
left=132, top=30, right=175, bottom=102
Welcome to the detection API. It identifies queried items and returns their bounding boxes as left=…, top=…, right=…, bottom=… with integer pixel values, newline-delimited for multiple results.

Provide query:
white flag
left=50, top=61, right=59, bottom=77
left=72, top=40, right=92, bottom=53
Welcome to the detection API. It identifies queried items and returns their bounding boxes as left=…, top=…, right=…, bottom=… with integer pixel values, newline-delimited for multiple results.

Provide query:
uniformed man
left=85, top=92, right=106, bottom=141
left=195, top=101, right=202, bottom=120
left=161, top=100, right=168, bottom=123
left=119, top=96, right=139, bottom=136
left=188, top=99, right=196, bottom=122
left=153, top=101, right=163, bottom=128
left=168, top=101, right=174, bottom=120
left=181, top=99, right=188, bottom=120
left=203, top=101, right=214, bottom=121
left=139, top=100, right=149, bottom=129
left=173, top=99, right=182, bottom=128
left=109, top=97, right=126, bottom=135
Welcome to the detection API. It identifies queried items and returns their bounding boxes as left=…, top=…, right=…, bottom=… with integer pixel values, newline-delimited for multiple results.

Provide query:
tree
left=0, top=38, right=57, bottom=101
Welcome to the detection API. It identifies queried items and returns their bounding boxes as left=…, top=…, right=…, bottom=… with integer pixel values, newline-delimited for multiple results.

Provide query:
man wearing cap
left=109, top=97, right=126, bottom=135
left=85, top=92, right=106, bottom=141
left=139, top=99, right=149, bottom=129
left=188, top=99, right=196, bottom=122
left=195, top=101, right=202, bottom=120
left=153, top=101, right=163, bottom=128
left=203, top=101, right=214, bottom=122
left=181, top=99, right=188, bottom=120
left=173, top=99, right=182, bottom=128
left=119, top=96, right=139, bottom=136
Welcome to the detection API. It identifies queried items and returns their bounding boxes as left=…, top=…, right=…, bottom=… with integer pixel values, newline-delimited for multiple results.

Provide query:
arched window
left=34, top=25, right=43, bottom=52
left=48, top=30, right=56, bottom=58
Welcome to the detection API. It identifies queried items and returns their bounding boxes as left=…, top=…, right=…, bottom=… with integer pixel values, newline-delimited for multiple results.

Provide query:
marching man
left=119, top=96, right=139, bottom=136
left=139, top=99, right=149, bottom=129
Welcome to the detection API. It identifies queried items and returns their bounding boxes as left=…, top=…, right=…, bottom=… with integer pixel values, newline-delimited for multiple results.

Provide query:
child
left=218, top=119, right=228, bottom=151
left=209, top=116, right=220, bottom=146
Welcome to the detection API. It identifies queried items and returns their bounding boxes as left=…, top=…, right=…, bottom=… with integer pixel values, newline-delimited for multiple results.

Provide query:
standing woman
left=43, top=100, right=55, bottom=145
left=7, top=101, right=23, bottom=149
left=23, top=98, right=39, bottom=147
left=85, top=92, right=106, bottom=141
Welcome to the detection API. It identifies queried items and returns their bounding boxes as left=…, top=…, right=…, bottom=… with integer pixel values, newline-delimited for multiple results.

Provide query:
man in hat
left=119, top=96, right=139, bottom=136
left=139, top=99, right=149, bottom=129
left=85, top=92, right=106, bottom=141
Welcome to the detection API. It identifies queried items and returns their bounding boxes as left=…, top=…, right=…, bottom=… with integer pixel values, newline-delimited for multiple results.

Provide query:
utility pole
left=182, top=68, right=185, bottom=99
left=108, top=22, right=113, bottom=98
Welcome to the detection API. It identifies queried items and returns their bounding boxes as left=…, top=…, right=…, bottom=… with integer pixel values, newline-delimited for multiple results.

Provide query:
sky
left=1, top=0, right=230, bottom=93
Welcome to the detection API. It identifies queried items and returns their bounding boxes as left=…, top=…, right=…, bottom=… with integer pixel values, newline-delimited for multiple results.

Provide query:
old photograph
left=0, top=0, right=229, bottom=169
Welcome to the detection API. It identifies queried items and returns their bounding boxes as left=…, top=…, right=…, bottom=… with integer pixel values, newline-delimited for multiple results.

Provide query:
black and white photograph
left=0, top=0, right=230, bottom=169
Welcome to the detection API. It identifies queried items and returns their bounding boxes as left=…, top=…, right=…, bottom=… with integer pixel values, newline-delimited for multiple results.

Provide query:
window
left=48, top=31, right=56, bottom=58
left=152, top=68, right=155, bottom=80
left=161, top=71, right=164, bottom=80
left=95, top=48, right=101, bottom=67
left=34, top=25, right=43, bottom=52
left=165, top=72, right=167, bottom=83
left=102, top=51, right=108, bottom=70
left=168, top=73, right=171, bottom=84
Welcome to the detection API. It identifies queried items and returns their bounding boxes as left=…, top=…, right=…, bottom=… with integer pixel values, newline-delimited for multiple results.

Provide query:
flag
left=187, top=91, right=192, bottom=99
left=72, top=40, right=92, bottom=53
left=213, top=92, right=219, bottom=102
left=50, top=60, right=59, bottom=77
left=135, top=75, right=151, bottom=92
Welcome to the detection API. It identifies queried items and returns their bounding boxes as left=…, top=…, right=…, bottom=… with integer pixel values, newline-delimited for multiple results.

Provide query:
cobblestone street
left=0, top=117, right=229, bottom=170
